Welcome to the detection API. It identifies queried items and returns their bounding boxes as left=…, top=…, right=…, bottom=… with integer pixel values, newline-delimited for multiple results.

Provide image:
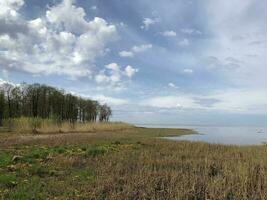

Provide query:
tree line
left=0, top=83, right=112, bottom=126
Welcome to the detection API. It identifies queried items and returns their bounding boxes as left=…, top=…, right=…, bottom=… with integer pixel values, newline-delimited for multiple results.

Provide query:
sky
left=1, top=0, right=267, bottom=126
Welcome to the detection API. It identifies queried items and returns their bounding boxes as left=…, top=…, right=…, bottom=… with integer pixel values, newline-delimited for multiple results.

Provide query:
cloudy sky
left=1, top=0, right=267, bottom=126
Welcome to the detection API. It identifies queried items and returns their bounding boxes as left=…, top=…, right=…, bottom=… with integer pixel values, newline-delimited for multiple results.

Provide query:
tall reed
left=2, top=117, right=132, bottom=134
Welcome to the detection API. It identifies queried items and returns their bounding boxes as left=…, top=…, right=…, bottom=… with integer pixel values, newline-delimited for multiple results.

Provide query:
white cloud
left=119, top=44, right=152, bottom=58
left=118, top=51, right=134, bottom=58
left=202, top=56, right=241, bottom=70
left=91, top=6, right=97, bottom=10
left=1, top=69, right=9, bottom=80
left=161, top=30, right=177, bottom=37
left=183, top=68, right=194, bottom=74
left=141, top=96, right=197, bottom=109
left=202, top=0, right=267, bottom=89
left=178, top=38, right=190, bottom=46
left=93, top=95, right=129, bottom=106
left=208, top=89, right=267, bottom=114
left=106, top=63, right=120, bottom=72
left=0, top=0, right=118, bottom=79
left=141, top=17, right=160, bottom=29
left=139, top=88, right=267, bottom=114
left=95, top=73, right=110, bottom=84
left=95, top=63, right=138, bottom=85
left=125, top=65, right=139, bottom=78
left=45, top=0, right=99, bottom=35
left=119, top=22, right=126, bottom=27
left=181, top=28, right=202, bottom=35
left=168, top=82, right=178, bottom=89
left=0, top=0, right=24, bottom=16
left=132, top=44, right=152, bottom=53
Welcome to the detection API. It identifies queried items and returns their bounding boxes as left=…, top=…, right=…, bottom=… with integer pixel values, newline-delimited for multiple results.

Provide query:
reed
left=1, top=126, right=266, bottom=199
left=1, top=117, right=132, bottom=134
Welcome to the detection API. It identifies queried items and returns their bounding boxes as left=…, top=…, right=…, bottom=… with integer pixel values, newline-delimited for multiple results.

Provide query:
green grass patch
left=28, top=164, right=51, bottom=177
left=0, top=174, right=17, bottom=188
left=6, top=177, right=45, bottom=200
left=86, top=146, right=107, bottom=157
left=0, top=152, right=13, bottom=167
left=74, top=168, right=96, bottom=182
left=52, top=146, right=67, bottom=154
left=85, top=144, right=126, bottom=157
left=22, top=148, right=49, bottom=164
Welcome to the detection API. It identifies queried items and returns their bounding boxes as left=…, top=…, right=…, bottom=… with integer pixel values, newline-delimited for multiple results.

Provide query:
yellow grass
left=1, top=125, right=267, bottom=199
left=2, top=117, right=132, bottom=134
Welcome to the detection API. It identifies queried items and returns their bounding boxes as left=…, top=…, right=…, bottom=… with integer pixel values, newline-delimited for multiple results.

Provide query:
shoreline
left=1, top=126, right=267, bottom=199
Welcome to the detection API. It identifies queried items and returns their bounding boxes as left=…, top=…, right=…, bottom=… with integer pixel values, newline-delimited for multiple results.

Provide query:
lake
left=136, top=124, right=267, bottom=145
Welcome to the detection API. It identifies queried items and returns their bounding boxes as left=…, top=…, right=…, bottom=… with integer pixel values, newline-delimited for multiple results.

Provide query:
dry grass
left=1, top=126, right=267, bottom=199
left=90, top=141, right=267, bottom=200
left=2, top=117, right=132, bottom=134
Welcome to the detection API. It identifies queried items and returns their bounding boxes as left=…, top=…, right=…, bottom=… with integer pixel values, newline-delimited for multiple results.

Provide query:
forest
left=0, top=83, right=112, bottom=127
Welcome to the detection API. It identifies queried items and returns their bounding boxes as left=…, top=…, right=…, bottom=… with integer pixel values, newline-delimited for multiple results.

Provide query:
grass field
left=1, top=124, right=267, bottom=199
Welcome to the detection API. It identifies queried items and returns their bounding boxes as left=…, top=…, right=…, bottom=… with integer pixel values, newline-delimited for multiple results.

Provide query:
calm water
left=136, top=124, right=267, bottom=145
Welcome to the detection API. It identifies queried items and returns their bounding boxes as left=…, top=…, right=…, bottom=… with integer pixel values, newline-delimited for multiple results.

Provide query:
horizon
left=1, top=0, right=267, bottom=126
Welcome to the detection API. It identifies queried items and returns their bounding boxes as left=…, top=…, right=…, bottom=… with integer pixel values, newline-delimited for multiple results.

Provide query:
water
left=136, top=124, right=267, bottom=145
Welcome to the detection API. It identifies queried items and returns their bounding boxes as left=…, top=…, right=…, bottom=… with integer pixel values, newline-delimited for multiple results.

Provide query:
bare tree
left=0, top=83, right=112, bottom=125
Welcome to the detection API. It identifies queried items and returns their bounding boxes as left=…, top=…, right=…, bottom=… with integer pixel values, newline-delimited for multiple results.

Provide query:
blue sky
left=1, top=0, right=267, bottom=125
